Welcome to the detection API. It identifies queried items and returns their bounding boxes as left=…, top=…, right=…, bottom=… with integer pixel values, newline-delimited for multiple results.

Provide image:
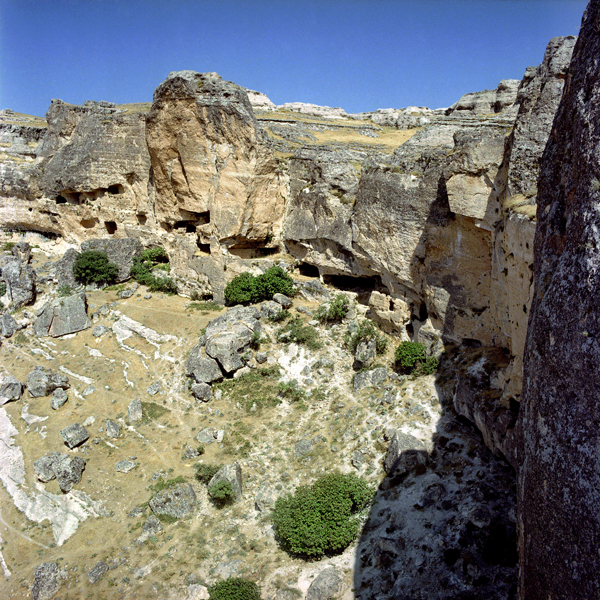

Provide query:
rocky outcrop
left=33, top=292, right=91, bottom=337
left=518, top=3, right=600, bottom=598
left=1, top=258, right=36, bottom=308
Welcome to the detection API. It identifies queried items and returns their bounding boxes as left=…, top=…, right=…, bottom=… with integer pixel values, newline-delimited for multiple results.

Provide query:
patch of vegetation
left=149, top=476, right=186, bottom=493
left=316, top=294, right=349, bottom=323
left=104, top=283, right=126, bottom=292
left=213, top=365, right=282, bottom=413
left=277, top=317, right=321, bottom=350
left=224, top=265, right=295, bottom=305
left=208, top=480, right=236, bottom=506
left=278, top=380, right=306, bottom=402
left=131, top=247, right=177, bottom=294
left=0, top=282, right=5, bottom=297
left=57, top=284, right=73, bottom=297
left=273, top=472, right=373, bottom=557
left=268, top=309, right=290, bottom=323
left=208, top=578, right=262, bottom=600
left=195, top=464, right=222, bottom=485
left=141, top=402, right=171, bottom=422
left=73, top=250, right=119, bottom=285
left=1, top=242, right=15, bottom=251
left=187, top=301, right=223, bottom=312
left=156, top=514, right=179, bottom=525
left=346, top=319, right=388, bottom=355
left=394, top=341, right=438, bottom=376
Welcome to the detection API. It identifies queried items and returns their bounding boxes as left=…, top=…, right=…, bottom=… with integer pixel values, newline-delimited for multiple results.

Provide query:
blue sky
left=0, top=0, right=588, bottom=117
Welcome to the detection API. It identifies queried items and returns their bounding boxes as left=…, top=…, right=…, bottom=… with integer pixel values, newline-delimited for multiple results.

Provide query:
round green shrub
left=208, top=578, right=261, bottom=600
left=130, top=246, right=177, bottom=294
left=394, top=341, right=427, bottom=374
left=224, top=266, right=295, bottom=306
left=316, top=294, right=349, bottom=323
left=224, top=272, right=260, bottom=305
left=208, top=480, right=236, bottom=505
left=73, top=250, right=119, bottom=285
left=273, top=472, right=372, bottom=557
left=346, top=319, right=388, bottom=355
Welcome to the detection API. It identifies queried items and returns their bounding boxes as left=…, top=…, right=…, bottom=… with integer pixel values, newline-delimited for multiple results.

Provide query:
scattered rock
left=149, top=483, right=197, bottom=519
left=26, top=366, right=69, bottom=398
left=33, top=453, right=61, bottom=483
left=384, top=431, right=428, bottom=475
left=306, top=567, right=344, bottom=600
left=353, top=367, right=388, bottom=391
left=116, top=460, right=136, bottom=473
left=208, top=463, right=243, bottom=500
left=53, top=455, right=86, bottom=492
left=186, top=349, right=223, bottom=384
left=50, top=388, right=68, bottom=410
left=128, top=398, right=142, bottom=422
left=136, top=515, right=163, bottom=544
left=105, top=419, right=120, bottom=439
left=32, top=562, right=61, bottom=600
left=33, top=293, right=91, bottom=337
left=273, top=293, right=292, bottom=308
left=256, top=351, right=268, bottom=364
left=255, top=482, right=278, bottom=512
left=0, top=312, right=18, bottom=337
left=260, top=300, right=282, bottom=319
left=92, top=324, right=109, bottom=337
left=82, top=385, right=95, bottom=397
left=0, top=373, right=24, bottom=404
left=146, top=381, right=161, bottom=396
left=294, top=438, right=315, bottom=458
left=119, top=289, right=135, bottom=299
left=354, top=339, right=376, bottom=369
left=60, top=423, right=90, bottom=449
left=87, top=560, right=108, bottom=584
left=195, top=428, right=224, bottom=444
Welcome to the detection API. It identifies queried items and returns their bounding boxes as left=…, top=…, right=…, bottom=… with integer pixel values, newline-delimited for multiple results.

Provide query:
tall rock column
left=519, top=2, right=600, bottom=598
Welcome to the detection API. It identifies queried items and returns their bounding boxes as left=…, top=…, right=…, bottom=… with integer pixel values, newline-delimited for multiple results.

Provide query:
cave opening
left=175, top=221, right=197, bottom=233
left=80, top=219, right=96, bottom=229
left=56, top=195, right=67, bottom=204
left=322, top=274, right=388, bottom=304
left=298, top=262, right=320, bottom=278
left=137, top=214, right=147, bottom=225
left=104, top=221, right=117, bottom=234
left=197, top=243, right=211, bottom=254
left=107, top=184, right=124, bottom=195
left=161, top=222, right=173, bottom=233
left=228, top=247, right=278, bottom=259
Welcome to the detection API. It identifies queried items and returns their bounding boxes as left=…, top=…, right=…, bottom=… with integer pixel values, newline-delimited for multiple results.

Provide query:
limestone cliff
left=518, top=2, right=600, bottom=597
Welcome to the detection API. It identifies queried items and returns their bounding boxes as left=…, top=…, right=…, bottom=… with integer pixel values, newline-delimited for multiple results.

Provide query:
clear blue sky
left=0, top=0, right=588, bottom=118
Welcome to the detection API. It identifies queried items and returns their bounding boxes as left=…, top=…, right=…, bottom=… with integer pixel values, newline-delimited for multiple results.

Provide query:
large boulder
left=53, top=248, right=80, bottom=288
left=26, top=366, right=69, bottom=398
left=0, top=312, right=18, bottom=338
left=1, top=258, right=36, bottom=308
left=34, top=453, right=86, bottom=492
left=208, top=463, right=243, bottom=501
left=518, top=5, right=600, bottom=599
left=0, top=373, right=23, bottom=404
left=80, top=238, right=143, bottom=282
left=185, top=346, right=223, bottom=383
left=384, top=431, right=428, bottom=475
left=33, top=292, right=91, bottom=337
left=32, top=562, right=61, bottom=600
left=149, top=483, right=197, bottom=519
left=306, top=567, right=344, bottom=600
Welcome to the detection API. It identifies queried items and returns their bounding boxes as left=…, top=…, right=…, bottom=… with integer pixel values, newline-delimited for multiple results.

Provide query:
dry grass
left=505, top=193, right=537, bottom=220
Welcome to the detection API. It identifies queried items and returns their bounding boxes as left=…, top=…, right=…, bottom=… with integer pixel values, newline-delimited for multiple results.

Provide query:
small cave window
left=389, top=300, right=395, bottom=311
left=174, top=221, right=197, bottom=233
left=107, top=184, right=124, bottom=195
left=80, top=219, right=96, bottom=229
left=56, top=195, right=67, bottom=204
left=298, top=262, right=320, bottom=278
left=104, top=221, right=117, bottom=234
left=137, top=214, right=147, bottom=225
left=161, top=222, right=173, bottom=233
left=197, top=243, right=211, bottom=254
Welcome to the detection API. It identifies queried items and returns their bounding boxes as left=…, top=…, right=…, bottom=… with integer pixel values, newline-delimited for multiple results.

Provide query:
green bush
left=73, top=250, right=119, bottom=285
left=57, top=284, right=73, bottom=297
left=209, top=578, right=261, bottom=600
left=272, top=472, right=373, bottom=557
left=316, top=294, right=349, bottom=323
left=277, top=317, right=321, bottom=350
left=195, top=464, right=222, bottom=485
left=346, top=320, right=388, bottom=355
left=268, top=309, right=290, bottom=323
left=224, top=266, right=294, bottom=306
left=0, top=281, right=6, bottom=297
left=278, top=380, right=306, bottom=402
left=208, top=480, right=236, bottom=506
left=131, top=247, right=177, bottom=294
left=394, top=341, right=434, bottom=375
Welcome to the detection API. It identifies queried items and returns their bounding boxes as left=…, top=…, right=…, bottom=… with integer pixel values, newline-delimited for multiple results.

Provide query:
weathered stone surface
left=353, top=367, right=387, bottom=391
left=87, top=561, right=108, bottom=584
left=306, top=567, right=344, bottom=600
left=260, top=300, right=281, bottom=319
left=53, top=455, right=86, bottom=492
left=354, top=339, right=376, bottom=369
left=186, top=348, right=222, bottom=384
left=384, top=431, right=428, bottom=474
left=149, top=483, right=196, bottom=519
left=447, top=79, right=520, bottom=115
left=0, top=312, right=18, bottom=337
left=0, top=373, right=23, bottom=404
left=127, top=398, right=142, bottom=422
left=191, top=382, right=212, bottom=402
left=53, top=248, right=79, bottom=288
left=50, top=388, right=68, bottom=410
left=518, top=6, right=600, bottom=598
left=272, top=293, right=292, bottom=308
left=115, top=460, right=136, bottom=473
left=208, top=463, right=242, bottom=500
left=80, top=238, right=143, bottom=282
left=34, top=292, right=91, bottom=337
left=2, top=258, right=36, bottom=308
left=255, top=482, right=277, bottom=512
left=105, top=419, right=120, bottom=439
left=92, top=324, right=109, bottom=337
left=11, top=241, right=31, bottom=263
left=60, top=423, right=89, bottom=448
left=136, top=514, right=163, bottom=544
left=26, top=366, right=69, bottom=398
left=146, top=381, right=161, bottom=396
left=32, top=562, right=61, bottom=600
left=34, top=453, right=61, bottom=483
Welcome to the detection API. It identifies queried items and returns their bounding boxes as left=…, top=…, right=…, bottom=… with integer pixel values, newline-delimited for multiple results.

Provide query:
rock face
left=33, top=292, right=91, bottom=337
left=518, top=4, right=600, bottom=598
left=32, top=562, right=61, bottom=600
left=149, top=483, right=196, bottom=519
left=1, top=258, right=36, bottom=308
left=26, top=366, right=69, bottom=398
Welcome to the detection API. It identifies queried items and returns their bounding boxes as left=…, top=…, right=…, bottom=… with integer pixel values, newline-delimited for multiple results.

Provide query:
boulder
left=186, top=349, right=222, bottom=384
left=146, top=381, right=161, bottom=396
left=136, top=514, right=163, bottom=544
left=353, top=367, right=387, bottom=391
left=208, top=462, right=242, bottom=500
left=26, top=366, right=69, bottom=398
left=80, top=238, right=143, bottom=282
left=128, top=398, right=142, bottom=422
left=0, top=373, right=23, bottom=404
left=0, top=312, right=18, bottom=337
left=92, top=324, right=109, bottom=337
left=273, top=293, right=292, bottom=308
left=60, top=423, right=89, bottom=449
left=195, top=428, right=224, bottom=444
left=50, top=388, right=68, bottom=410
left=53, top=455, right=86, bottom=492
left=32, top=562, right=61, bottom=600
left=11, top=241, right=31, bottom=263
left=53, top=248, right=79, bottom=288
left=260, top=300, right=282, bottom=319
left=33, top=292, right=91, bottom=337
left=191, top=382, right=212, bottom=402
left=255, top=482, right=278, bottom=512
left=115, top=460, right=136, bottom=473
left=384, top=431, right=428, bottom=475
left=33, top=453, right=61, bottom=483
left=105, top=419, right=120, bottom=439
left=354, top=339, right=376, bottom=369
left=2, top=258, right=36, bottom=308
left=306, top=567, right=344, bottom=600
left=87, top=561, right=108, bottom=584
left=149, top=483, right=197, bottom=519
